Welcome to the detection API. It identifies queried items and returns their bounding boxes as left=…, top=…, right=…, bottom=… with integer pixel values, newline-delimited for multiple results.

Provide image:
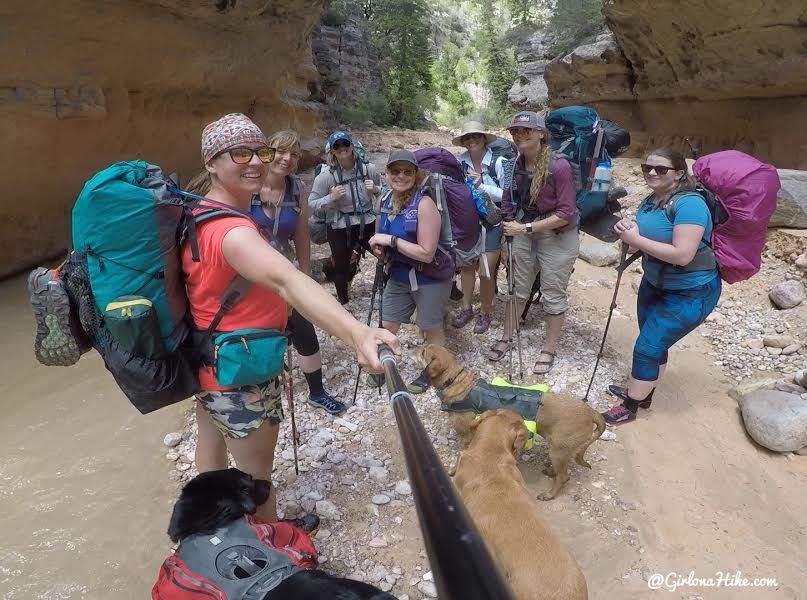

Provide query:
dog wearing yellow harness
left=412, top=344, right=606, bottom=500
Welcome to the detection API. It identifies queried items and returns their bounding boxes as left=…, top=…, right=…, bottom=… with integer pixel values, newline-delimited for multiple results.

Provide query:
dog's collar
left=434, top=367, right=465, bottom=392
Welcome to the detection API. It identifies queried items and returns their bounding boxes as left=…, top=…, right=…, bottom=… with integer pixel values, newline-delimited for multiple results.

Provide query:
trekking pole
left=283, top=345, right=300, bottom=475
left=377, top=345, right=517, bottom=600
left=583, top=242, right=631, bottom=402
left=504, top=234, right=524, bottom=382
left=351, top=259, right=384, bottom=405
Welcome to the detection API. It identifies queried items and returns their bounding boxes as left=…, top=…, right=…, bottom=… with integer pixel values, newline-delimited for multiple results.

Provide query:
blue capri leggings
left=632, top=275, right=721, bottom=381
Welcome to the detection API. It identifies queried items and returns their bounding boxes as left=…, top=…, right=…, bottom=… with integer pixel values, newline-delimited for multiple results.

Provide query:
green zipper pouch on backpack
left=211, top=328, right=288, bottom=387
left=104, top=295, right=166, bottom=359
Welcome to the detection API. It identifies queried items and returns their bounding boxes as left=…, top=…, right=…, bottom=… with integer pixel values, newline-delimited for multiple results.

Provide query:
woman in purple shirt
left=489, top=111, right=580, bottom=376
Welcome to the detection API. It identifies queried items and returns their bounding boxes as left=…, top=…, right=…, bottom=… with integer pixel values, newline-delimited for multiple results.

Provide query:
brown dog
left=454, top=409, right=588, bottom=600
left=412, top=344, right=605, bottom=500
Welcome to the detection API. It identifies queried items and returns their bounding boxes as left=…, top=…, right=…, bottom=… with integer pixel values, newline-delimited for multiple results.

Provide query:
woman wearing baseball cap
left=490, top=111, right=579, bottom=375
left=367, top=150, right=452, bottom=392
left=183, top=114, right=399, bottom=524
left=308, top=130, right=383, bottom=305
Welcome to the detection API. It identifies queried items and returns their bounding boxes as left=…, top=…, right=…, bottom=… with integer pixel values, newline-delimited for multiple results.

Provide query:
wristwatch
left=525, top=222, right=533, bottom=234
left=390, top=235, right=398, bottom=249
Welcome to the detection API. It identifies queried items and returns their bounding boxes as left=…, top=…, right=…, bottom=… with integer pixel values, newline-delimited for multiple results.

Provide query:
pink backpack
left=683, top=151, right=779, bottom=284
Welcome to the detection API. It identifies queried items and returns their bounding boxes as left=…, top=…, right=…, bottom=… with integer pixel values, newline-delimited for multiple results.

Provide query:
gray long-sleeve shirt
left=308, top=161, right=382, bottom=229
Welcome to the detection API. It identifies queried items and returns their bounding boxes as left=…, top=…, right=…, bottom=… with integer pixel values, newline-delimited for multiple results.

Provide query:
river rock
left=746, top=338, right=765, bottom=349
left=770, top=169, right=807, bottom=229
left=417, top=580, right=439, bottom=598
left=315, top=500, right=342, bottom=521
left=578, top=236, right=620, bottom=267
left=371, top=494, right=391, bottom=505
left=762, top=335, right=795, bottom=349
left=795, top=369, right=807, bottom=388
left=775, top=381, right=807, bottom=394
left=163, top=432, right=182, bottom=447
left=368, top=466, right=389, bottom=483
left=769, top=281, right=805, bottom=309
left=795, top=254, right=807, bottom=270
left=782, top=343, right=801, bottom=355
left=737, top=389, right=807, bottom=452
left=394, top=480, right=412, bottom=496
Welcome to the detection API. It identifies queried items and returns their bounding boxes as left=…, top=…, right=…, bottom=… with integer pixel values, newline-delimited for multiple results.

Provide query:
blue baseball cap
left=326, top=131, right=353, bottom=151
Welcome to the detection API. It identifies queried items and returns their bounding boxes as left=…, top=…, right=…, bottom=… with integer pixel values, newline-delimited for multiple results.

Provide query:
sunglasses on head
left=388, top=166, right=416, bottom=177
left=333, top=140, right=352, bottom=150
left=225, top=146, right=276, bottom=164
left=640, top=163, right=675, bottom=175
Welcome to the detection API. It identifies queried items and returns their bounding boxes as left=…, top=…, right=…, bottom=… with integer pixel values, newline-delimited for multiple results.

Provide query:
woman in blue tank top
left=250, top=130, right=346, bottom=416
left=367, top=150, right=453, bottom=393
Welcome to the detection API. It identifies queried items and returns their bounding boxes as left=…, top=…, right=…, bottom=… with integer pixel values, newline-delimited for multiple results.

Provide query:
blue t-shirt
left=636, top=193, right=718, bottom=290
left=249, top=177, right=299, bottom=259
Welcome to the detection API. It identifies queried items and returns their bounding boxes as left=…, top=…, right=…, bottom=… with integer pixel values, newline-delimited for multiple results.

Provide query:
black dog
left=164, top=468, right=394, bottom=600
left=167, top=468, right=271, bottom=542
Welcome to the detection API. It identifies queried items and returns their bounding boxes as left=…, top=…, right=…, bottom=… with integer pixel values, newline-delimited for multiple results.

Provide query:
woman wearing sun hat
left=183, top=114, right=399, bottom=523
left=308, top=130, right=383, bottom=305
left=452, top=121, right=508, bottom=334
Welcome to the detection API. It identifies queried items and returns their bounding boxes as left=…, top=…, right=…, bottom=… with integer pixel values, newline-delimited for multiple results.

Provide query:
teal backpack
left=64, top=161, right=287, bottom=414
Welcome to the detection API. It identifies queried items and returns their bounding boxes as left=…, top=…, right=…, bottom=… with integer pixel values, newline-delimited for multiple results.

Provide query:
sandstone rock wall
left=312, top=0, right=382, bottom=121
left=542, top=1, right=807, bottom=170
left=0, top=0, right=328, bottom=279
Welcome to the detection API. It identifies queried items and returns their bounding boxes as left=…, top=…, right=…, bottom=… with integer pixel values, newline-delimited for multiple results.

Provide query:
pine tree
left=478, top=4, right=517, bottom=111
left=366, top=0, right=434, bottom=127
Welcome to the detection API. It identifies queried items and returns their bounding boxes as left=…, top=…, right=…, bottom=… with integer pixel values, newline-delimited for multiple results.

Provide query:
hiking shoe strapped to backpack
left=28, top=267, right=91, bottom=366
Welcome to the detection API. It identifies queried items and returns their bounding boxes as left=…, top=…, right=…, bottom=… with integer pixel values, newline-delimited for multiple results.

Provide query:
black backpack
left=486, top=137, right=518, bottom=186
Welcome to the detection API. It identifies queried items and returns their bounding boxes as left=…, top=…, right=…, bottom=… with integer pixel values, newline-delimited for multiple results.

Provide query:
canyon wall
left=1, top=0, right=328, bottom=278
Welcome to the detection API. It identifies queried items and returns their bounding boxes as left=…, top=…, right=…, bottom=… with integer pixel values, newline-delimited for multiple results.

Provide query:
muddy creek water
left=0, top=274, right=183, bottom=599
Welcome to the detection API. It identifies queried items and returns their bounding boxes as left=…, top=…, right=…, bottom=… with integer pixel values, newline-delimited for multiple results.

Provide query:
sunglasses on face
left=388, top=167, right=416, bottom=177
left=640, top=163, right=675, bottom=175
left=225, top=146, right=276, bottom=164
left=510, top=127, right=537, bottom=138
left=333, top=141, right=352, bottom=150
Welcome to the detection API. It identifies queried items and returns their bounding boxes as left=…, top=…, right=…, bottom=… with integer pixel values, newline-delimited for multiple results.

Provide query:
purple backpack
left=692, top=151, right=780, bottom=284
left=413, top=148, right=482, bottom=253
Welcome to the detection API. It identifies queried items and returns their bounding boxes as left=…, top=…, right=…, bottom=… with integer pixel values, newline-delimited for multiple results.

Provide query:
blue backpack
left=65, top=161, right=286, bottom=414
left=545, top=106, right=609, bottom=221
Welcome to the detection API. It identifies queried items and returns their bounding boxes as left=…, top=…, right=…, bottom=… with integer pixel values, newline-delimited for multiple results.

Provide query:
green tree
left=366, top=0, right=434, bottom=127
left=503, top=0, right=548, bottom=27
left=550, top=0, right=605, bottom=54
left=432, top=42, right=473, bottom=119
left=477, top=4, right=517, bottom=111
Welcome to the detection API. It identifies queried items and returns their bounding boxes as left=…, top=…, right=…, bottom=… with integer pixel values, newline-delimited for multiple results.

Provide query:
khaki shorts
left=382, top=277, right=453, bottom=330
left=511, top=228, right=579, bottom=314
left=196, top=379, right=283, bottom=439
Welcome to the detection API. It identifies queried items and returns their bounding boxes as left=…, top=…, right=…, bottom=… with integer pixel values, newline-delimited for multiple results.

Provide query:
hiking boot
left=307, top=391, right=346, bottom=415
left=607, top=385, right=653, bottom=409
left=367, top=373, right=385, bottom=389
left=473, top=313, right=492, bottom=334
left=284, top=514, right=320, bottom=537
left=450, top=283, right=463, bottom=302
left=452, top=307, right=474, bottom=328
left=602, top=401, right=638, bottom=426
left=407, top=373, right=430, bottom=394
left=28, top=267, right=87, bottom=366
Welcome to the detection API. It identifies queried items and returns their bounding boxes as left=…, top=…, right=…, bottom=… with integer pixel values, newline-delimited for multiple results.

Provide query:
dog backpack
left=65, top=161, right=255, bottom=414
left=657, top=151, right=780, bottom=284
left=152, top=516, right=317, bottom=600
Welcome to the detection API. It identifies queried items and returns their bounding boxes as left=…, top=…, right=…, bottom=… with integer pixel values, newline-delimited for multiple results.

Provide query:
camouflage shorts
left=196, top=379, right=283, bottom=439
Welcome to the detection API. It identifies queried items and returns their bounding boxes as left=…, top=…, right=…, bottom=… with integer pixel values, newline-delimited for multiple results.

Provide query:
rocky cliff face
left=312, top=0, right=382, bottom=121
left=507, top=29, right=560, bottom=111
left=541, top=1, right=807, bottom=169
left=1, top=0, right=327, bottom=279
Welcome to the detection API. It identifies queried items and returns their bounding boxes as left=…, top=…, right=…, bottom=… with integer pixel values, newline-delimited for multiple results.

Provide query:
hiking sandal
left=486, top=340, right=511, bottom=362
left=532, top=351, right=556, bottom=375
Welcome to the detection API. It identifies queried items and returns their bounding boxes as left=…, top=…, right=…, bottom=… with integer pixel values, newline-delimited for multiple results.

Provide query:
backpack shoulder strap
left=664, top=190, right=706, bottom=222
